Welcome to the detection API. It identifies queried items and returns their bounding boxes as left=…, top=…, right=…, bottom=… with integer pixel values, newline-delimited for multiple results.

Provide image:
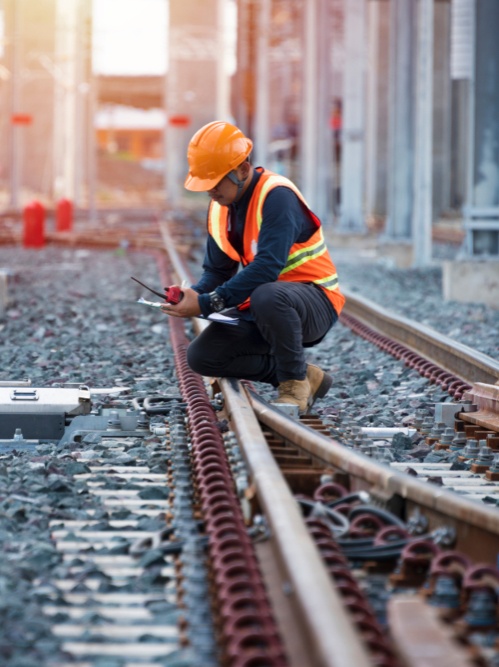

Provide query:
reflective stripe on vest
left=207, top=169, right=345, bottom=314
left=254, top=173, right=307, bottom=229
left=282, top=232, right=327, bottom=274
left=208, top=202, right=241, bottom=262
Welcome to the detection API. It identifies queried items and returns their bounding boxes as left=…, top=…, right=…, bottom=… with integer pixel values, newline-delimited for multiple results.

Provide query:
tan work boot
left=274, top=365, right=333, bottom=413
left=274, top=378, right=310, bottom=412
left=306, top=364, right=333, bottom=409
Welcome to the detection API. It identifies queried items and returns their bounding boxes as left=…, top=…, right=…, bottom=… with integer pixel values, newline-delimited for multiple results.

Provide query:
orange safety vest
left=207, top=168, right=345, bottom=315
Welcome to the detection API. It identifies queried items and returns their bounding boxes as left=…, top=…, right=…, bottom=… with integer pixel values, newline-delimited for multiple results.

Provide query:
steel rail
left=159, top=216, right=499, bottom=559
left=221, top=377, right=372, bottom=667
left=248, top=390, right=499, bottom=566
left=159, top=220, right=373, bottom=666
left=341, top=288, right=499, bottom=385
left=157, top=215, right=499, bottom=664
left=157, top=250, right=290, bottom=666
left=159, top=219, right=194, bottom=288
left=461, top=382, right=499, bottom=431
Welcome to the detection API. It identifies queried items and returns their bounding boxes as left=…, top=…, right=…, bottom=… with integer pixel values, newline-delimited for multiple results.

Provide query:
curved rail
left=159, top=218, right=499, bottom=568
left=341, top=288, right=499, bottom=386
left=7, top=214, right=496, bottom=665
left=158, top=217, right=499, bottom=663
left=221, top=377, right=372, bottom=667
left=159, top=220, right=376, bottom=665
left=248, top=389, right=499, bottom=566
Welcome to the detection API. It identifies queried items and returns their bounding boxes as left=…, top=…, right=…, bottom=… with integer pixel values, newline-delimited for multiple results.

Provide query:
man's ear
left=238, top=161, right=251, bottom=180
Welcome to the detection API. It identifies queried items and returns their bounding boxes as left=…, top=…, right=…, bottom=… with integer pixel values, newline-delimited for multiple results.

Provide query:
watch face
left=210, top=292, right=225, bottom=312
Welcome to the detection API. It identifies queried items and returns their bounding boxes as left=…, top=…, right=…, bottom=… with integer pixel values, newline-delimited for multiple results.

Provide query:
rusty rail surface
left=159, top=221, right=376, bottom=665
left=159, top=217, right=499, bottom=665
left=157, top=219, right=499, bottom=566
left=247, top=389, right=499, bottom=567
left=221, top=377, right=372, bottom=667
left=12, top=214, right=494, bottom=665
left=5, top=214, right=497, bottom=664
left=341, top=289, right=499, bottom=387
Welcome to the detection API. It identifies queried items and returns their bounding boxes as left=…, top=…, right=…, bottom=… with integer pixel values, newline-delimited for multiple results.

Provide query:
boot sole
left=308, top=372, right=333, bottom=408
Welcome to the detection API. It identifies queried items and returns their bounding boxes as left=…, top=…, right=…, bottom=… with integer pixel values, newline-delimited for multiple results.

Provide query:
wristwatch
left=209, top=290, right=226, bottom=313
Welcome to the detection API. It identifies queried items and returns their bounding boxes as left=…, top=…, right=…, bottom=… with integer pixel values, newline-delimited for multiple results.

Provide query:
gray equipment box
left=0, top=386, right=91, bottom=440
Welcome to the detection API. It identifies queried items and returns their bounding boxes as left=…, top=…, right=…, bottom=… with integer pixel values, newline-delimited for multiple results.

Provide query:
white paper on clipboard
left=137, top=297, right=163, bottom=308
left=204, top=312, right=239, bottom=325
left=136, top=297, right=239, bottom=325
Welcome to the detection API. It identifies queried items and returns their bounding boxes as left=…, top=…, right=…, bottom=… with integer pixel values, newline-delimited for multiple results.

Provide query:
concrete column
left=432, top=1, right=452, bottom=218
left=233, top=0, right=256, bottom=137
left=216, top=0, right=231, bottom=123
left=365, top=0, right=390, bottom=218
left=412, top=0, right=434, bottom=267
left=339, top=0, right=366, bottom=231
left=465, top=0, right=499, bottom=256
left=87, top=66, right=98, bottom=223
left=5, top=0, right=21, bottom=209
left=300, top=0, right=333, bottom=220
left=449, top=0, right=473, bottom=209
left=0, top=271, right=8, bottom=317
left=166, top=0, right=227, bottom=205
left=254, top=0, right=270, bottom=167
left=444, top=0, right=499, bottom=306
left=74, top=0, right=92, bottom=207
left=450, top=78, right=470, bottom=210
left=386, top=0, right=415, bottom=239
left=300, top=0, right=319, bottom=207
left=53, top=0, right=89, bottom=203
left=316, top=0, right=334, bottom=223
left=4, top=0, right=58, bottom=201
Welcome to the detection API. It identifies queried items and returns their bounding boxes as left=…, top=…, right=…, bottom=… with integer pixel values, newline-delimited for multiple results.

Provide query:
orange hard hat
left=184, top=121, right=253, bottom=191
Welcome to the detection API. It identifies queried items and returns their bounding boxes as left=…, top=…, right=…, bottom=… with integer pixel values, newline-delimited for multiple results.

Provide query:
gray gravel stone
left=0, top=240, right=495, bottom=665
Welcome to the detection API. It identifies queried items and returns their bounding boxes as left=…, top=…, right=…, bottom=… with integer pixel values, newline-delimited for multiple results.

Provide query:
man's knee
left=186, top=339, right=207, bottom=375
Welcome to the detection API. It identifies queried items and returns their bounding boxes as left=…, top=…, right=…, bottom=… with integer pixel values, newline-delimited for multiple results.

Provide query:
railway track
left=0, top=215, right=498, bottom=666
left=159, top=218, right=499, bottom=666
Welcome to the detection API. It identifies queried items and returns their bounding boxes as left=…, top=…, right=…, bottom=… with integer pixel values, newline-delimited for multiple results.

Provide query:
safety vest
left=207, top=168, right=345, bottom=315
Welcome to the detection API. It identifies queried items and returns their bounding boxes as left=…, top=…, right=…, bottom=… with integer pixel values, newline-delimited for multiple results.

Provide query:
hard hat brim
left=184, top=172, right=223, bottom=192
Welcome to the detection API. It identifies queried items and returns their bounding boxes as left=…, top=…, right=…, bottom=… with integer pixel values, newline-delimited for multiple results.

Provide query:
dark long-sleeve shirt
left=192, top=168, right=318, bottom=317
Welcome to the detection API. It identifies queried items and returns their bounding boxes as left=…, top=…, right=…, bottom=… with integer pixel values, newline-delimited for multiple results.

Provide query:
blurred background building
left=0, top=0, right=498, bottom=265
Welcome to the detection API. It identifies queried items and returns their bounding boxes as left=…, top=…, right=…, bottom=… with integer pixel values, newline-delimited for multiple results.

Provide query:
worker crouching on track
left=162, top=120, right=345, bottom=413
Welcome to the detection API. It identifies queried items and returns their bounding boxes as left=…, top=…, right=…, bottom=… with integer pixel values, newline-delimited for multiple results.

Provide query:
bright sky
left=0, top=1, right=235, bottom=77
left=92, top=0, right=168, bottom=75
left=0, top=12, right=4, bottom=59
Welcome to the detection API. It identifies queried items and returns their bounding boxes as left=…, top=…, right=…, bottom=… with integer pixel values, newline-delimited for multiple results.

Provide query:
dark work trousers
left=186, top=282, right=337, bottom=386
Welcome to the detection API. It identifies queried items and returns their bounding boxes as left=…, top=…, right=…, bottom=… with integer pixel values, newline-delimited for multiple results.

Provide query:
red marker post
left=168, top=115, right=191, bottom=128
left=11, top=113, right=33, bottom=126
left=23, top=201, right=46, bottom=248
left=56, top=198, right=73, bottom=232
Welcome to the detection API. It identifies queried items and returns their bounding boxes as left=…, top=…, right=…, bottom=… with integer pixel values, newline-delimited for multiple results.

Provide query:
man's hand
left=161, top=286, right=201, bottom=318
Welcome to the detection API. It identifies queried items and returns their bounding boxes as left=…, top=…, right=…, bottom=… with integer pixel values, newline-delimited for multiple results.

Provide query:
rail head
left=220, top=377, right=372, bottom=667
left=248, top=389, right=499, bottom=540
left=342, top=288, right=499, bottom=385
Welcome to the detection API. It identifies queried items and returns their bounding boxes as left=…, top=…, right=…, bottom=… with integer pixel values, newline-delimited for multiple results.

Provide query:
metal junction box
left=0, top=386, right=91, bottom=440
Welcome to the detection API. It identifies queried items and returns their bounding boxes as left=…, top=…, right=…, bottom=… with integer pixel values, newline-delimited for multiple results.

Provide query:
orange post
left=23, top=201, right=45, bottom=248
left=56, top=198, right=73, bottom=232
